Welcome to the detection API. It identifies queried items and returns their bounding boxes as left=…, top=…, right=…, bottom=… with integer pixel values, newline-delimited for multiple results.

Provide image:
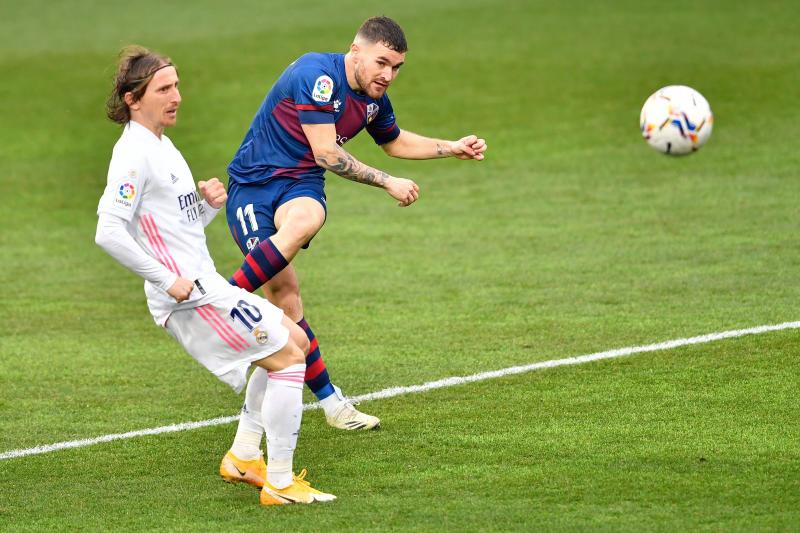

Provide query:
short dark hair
left=106, top=45, right=173, bottom=124
left=356, top=16, right=407, bottom=53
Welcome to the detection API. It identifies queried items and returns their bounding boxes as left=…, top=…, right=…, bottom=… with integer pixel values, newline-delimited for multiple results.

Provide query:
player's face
left=353, top=41, right=405, bottom=99
left=128, top=66, right=181, bottom=135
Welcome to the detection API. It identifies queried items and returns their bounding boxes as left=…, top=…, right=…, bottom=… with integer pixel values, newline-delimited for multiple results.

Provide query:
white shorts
left=165, top=275, right=289, bottom=392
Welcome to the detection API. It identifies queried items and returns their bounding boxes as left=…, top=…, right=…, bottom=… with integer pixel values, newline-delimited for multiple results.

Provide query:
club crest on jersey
left=312, top=75, right=334, bottom=103
left=246, top=236, right=260, bottom=251
left=252, top=327, right=269, bottom=345
left=115, top=181, right=136, bottom=209
left=367, top=103, right=379, bottom=124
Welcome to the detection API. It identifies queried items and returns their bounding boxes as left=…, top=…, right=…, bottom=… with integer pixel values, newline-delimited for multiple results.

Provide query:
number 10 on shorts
left=229, top=299, right=263, bottom=331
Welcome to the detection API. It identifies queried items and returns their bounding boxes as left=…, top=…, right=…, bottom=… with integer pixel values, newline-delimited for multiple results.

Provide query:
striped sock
left=297, top=317, right=335, bottom=400
left=229, top=237, right=288, bottom=292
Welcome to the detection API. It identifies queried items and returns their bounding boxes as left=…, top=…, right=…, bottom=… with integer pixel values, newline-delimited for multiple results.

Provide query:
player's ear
left=123, top=91, right=140, bottom=110
left=350, top=42, right=360, bottom=56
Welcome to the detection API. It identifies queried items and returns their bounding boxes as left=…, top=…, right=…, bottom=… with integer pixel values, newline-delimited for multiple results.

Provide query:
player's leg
left=234, top=368, right=268, bottom=460
left=262, top=266, right=332, bottom=398
left=273, top=197, right=380, bottom=429
left=249, top=319, right=305, bottom=492
left=264, top=265, right=380, bottom=430
left=219, top=367, right=268, bottom=487
left=228, top=183, right=378, bottom=430
left=250, top=316, right=335, bottom=505
left=167, top=284, right=330, bottom=503
left=221, top=316, right=310, bottom=488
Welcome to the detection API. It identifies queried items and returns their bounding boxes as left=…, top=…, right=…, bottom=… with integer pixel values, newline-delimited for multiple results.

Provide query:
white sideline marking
left=2, top=320, right=798, bottom=461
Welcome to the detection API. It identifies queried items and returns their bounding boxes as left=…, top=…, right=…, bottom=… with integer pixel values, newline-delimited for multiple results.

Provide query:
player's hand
left=167, top=277, right=195, bottom=303
left=450, top=135, right=487, bottom=161
left=385, top=177, right=420, bottom=207
left=198, top=177, right=227, bottom=209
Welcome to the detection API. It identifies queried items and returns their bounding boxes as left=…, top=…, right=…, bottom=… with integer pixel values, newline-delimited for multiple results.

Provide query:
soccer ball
left=640, top=85, right=713, bottom=155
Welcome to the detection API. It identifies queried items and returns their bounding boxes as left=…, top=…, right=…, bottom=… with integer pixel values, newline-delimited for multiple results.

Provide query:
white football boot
left=324, top=385, right=380, bottom=430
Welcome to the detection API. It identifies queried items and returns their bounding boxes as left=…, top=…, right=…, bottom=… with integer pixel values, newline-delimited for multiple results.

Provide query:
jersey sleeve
left=366, top=95, right=401, bottom=145
left=199, top=200, right=221, bottom=227
left=291, top=67, right=336, bottom=125
left=96, top=148, right=149, bottom=222
left=95, top=212, right=178, bottom=291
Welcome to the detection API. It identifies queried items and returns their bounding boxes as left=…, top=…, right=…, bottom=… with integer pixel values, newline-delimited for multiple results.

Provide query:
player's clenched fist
left=198, top=177, right=227, bottom=208
left=385, top=176, right=420, bottom=207
left=450, top=135, right=487, bottom=161
left=167, top=276, right=195, bottom=302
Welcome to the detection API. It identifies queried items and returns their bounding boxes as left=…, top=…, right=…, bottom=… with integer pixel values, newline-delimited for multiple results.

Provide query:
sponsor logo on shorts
left=367, top=103, right=379, bottom=123
left=312, top=75, right=334, bottom=103
left=246, top=236, right=260, bottom=251
left=253, top=327, right=269, bottom=345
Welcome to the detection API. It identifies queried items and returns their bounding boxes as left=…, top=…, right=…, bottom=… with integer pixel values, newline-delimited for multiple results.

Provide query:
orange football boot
left=219, top=450, right=266, bottom=488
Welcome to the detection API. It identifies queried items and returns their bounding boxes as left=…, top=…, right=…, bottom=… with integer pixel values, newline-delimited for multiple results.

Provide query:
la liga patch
left=114, top=181, right=136, bottom=209
left=312, top=75, right=334, bottom=103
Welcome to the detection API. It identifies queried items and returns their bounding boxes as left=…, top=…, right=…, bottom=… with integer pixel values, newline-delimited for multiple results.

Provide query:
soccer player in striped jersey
left=95, top=46, right=333, bottom=505
left=223, top=16, right=487, bottom=460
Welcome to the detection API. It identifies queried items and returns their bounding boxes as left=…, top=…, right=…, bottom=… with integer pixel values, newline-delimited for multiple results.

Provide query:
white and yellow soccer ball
left=640, top=85, right=713, bottom=155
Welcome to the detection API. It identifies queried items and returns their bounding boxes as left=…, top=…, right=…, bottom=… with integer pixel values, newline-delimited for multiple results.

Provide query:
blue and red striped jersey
left=227, top=53, right=401, bottom=185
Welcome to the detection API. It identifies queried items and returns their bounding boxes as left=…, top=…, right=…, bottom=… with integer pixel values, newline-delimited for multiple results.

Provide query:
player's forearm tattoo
left=436, top=142, right=452, bottom=158
left=315, top=145, right=390, bottom=188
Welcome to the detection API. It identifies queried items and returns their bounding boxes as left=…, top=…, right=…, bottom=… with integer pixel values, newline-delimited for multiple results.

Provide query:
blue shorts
left=226, top=177, right=327, bottom=255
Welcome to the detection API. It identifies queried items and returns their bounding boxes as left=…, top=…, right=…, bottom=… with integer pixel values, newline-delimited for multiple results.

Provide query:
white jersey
left=97, top=121, right=219, bottom=325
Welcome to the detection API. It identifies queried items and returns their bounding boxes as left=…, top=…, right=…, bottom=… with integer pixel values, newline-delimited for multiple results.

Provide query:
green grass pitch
left=1, top=0, right=799, bottom=530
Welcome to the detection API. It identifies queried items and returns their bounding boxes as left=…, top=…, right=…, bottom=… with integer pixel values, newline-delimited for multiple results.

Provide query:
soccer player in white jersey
left=95, top=45, right=334, bottom=505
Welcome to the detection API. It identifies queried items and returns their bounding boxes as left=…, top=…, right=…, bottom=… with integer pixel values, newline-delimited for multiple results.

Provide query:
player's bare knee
left=255, top=338, right=305, bottom=371
left=281, top=206, right=324, bottom=243
left=285, top=340, right=306, bottom=365
left=285, top=320, right=310, bottom=355
left=286, top=221, right=320, bottom=247
left=294, top=328, right=310, bottom=355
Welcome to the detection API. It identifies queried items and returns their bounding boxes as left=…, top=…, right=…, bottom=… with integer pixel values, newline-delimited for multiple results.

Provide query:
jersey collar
left=127, top=120, right=165, bottom=144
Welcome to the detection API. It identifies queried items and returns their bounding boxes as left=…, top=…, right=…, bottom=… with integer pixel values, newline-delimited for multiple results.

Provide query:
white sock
left=230, top=367, right=267, bottom=460
left=263, top=363, right=305, bottom=489
left=319, top=384, right=345, bottom=417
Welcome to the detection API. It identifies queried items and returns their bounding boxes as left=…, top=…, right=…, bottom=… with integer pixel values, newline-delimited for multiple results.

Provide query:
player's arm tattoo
left=315, top=144, right=391, bottom=188
left=435, top=142, right=452, bottom=158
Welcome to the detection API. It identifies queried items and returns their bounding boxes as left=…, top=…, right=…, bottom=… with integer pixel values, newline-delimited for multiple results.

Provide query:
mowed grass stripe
left=3, top=320, right=797, bottom=461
